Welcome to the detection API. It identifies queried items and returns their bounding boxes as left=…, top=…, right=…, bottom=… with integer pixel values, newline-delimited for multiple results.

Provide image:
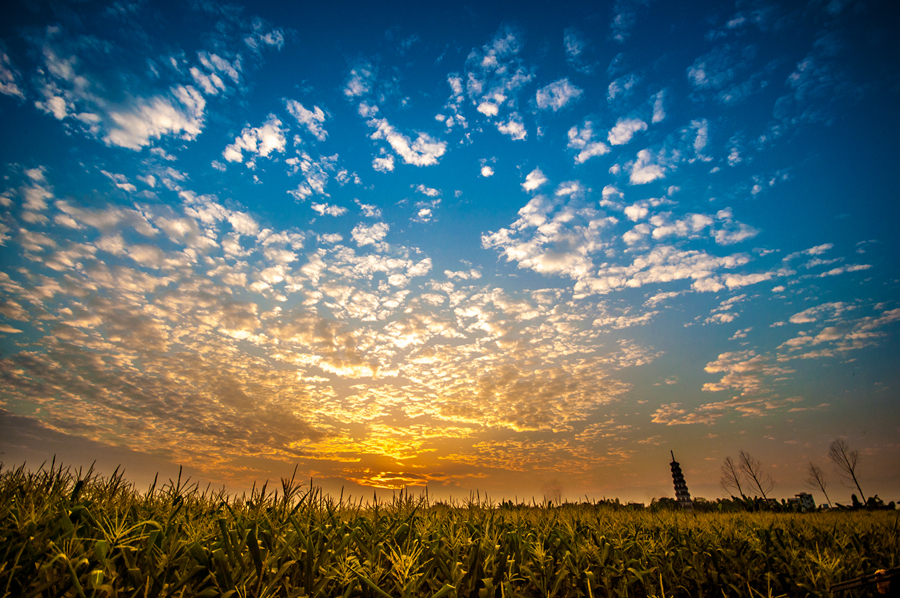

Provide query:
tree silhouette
left=720, top=456, right=746, bottom=498
left=829, top=439, right=866, bottom=503
left=738, top=450, right=774, bottom=500
left=805, top=462, right=832, bottom=507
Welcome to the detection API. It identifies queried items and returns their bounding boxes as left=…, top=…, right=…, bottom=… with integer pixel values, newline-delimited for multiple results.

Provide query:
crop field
left=1, top=462, right=897, bottom=598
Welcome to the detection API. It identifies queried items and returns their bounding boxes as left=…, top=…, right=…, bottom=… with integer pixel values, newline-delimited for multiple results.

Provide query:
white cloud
left=355, top=200, right=383, bottom=218
left=611, top=0, right=654, bottom=43
left=100, top=170, right=136, bottom=193
left=564, top=28, right=584, bottom=59
left=624, top=204, right=649, bottom=222
left=629, top=149, right=666, bottom=184
left=414, top=184, right=440, bottom=197
left=31, top=38, right=208, bottom=151
left=521, top=168, right=548, bottom=192
left=652, top=403, right=721, bottom=426
left=287, top=154, right=338, bottom=201
left=563, top=29, right=588, bottom=70
left=692, top=119, right=709, bottom=156
left=713, top=223, right=757, bottom=245
left=368, top=119, right=447, bottom=167
left=197, top=52, right=241, bottom=86
left=311, top=203, right=348, bottom=217
left=495, top=113, right=527, bottom=140
left=723, top=272, right=774, bottom=289
left=652, top=90, right=666, bottom=123
left=644, top=290, right=683, bottom=307
left=608, top=117, right=648, bottom=145
left=712, top=209, right=758, bottom=245
left=816, top=264, right=871, bottom=277
left=465, top=25, right=533, bottom=116
left=481, top=166, right=494, bottom=177
left=101, top=86, right=206, bottom=151
left=352, top=222, right=389, bottom=246
left=0, top=49, right=25, bottom=100
left=285, top=100, right=327, bottom=141
left=706, top=312, right=738, bottom=324
left=244, top=19, right=285, bottom=52
left=190, top=67, right=225, bottom=95
left=789, top=302, right=854, bottom=324
left=372, top=154, right=395, bottom=172
left=477, top=100, right=500, bottom=116
left=344, top=63, right=374, bottom=98
left=687, top=45, right=746, bottom=91
left=608, top=73, right=639, bottom=101
left=567, top=121, right=610, bottom=164
left=535, top=78, right=582, bottom=111
left=222, top=115, right=286, bottom=164
left=784, top=243, right=833, bottom=261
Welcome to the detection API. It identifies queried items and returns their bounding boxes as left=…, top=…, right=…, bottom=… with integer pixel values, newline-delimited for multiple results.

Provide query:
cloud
left=100, top=170, right=136, bottom=193
left=788, top=302, right=854, bottom=324
left=344, top=63, right=374, bottom=98
left=730, top=327, right=752, bottom=340
left=535, top=78, right=582, bottom=111
left=28, top=29, right=211, bottom=151
left=702, top=351, right=793, bottom=396
left=367, top=118, right=447, bottom=167
left=567, top=121, right=610, bottom=164
left=190, top=52, right=242, bottom=96
left=816, top=264, right=871, bottom=277
left=222, top=115, right=287, bottom=165
left=686, top=44, right=757, bottom=98
left=351, top=222, right=389, bottom=246
left=465, top=25, right=533, bottom=123
left=244, top=17, right=285, bottom=52
left=484, top=178, right=769, bottom=300
left=629, top=149, right=666, bottom=184
left=285, top=100, right=328, bottom=141
left=521, top=168, right=548, bottom=192
left=311, top=203, right=348, bottom=217
left=611, top=0, right=655, bottom=43
left=779, top=307, right=900, bottom=360
left=608, top=117, right=648, bottom=145
left=414, top=184, right=441, bottom=197
left=608, top=73, right=640, bottom=101
left=712, top=208, right=759, bottom=245
left=480, top=166, right=494, bottom=177
left=0, top=47, right=25, bottom=100
left=773, top=39, right=849, bottom=125
left=563, top=28, right=590, bottom=72
left=495, top=112, right=527, bottom=140
left=652, top=90, right=666, bottom=122
left=100, top=86, right=206, bottom=151
left=372, top=154, right=395, bottom=173
left=355, top=200, right=382, bottom=219
left=651, top=403, right=721, bottom=425
left=287, top=154, right=339, bottom=201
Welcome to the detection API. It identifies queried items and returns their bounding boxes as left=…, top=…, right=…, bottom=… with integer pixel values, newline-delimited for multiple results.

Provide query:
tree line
left=720, top=438, right=892, bottom=509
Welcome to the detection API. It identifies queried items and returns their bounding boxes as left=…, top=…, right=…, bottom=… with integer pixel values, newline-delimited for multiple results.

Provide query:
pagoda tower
left=670, top=451, right=693, bottom=510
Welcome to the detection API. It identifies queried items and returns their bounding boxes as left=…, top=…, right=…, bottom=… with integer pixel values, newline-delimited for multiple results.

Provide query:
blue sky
left=1, top=0, right=898, bottom=504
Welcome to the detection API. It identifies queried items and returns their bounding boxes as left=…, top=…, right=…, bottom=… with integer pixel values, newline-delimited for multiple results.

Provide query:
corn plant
left=1, top=460, right=897, bottom=597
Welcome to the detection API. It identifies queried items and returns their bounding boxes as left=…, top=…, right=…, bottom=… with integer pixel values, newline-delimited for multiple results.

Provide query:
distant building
left=788, top=492, right=816, bottom=510
left=669, top=451, right=693, bottom=511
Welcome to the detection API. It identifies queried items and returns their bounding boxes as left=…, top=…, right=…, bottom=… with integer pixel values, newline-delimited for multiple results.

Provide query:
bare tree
left=806, top=462, right=832, bottom=507
left=721, top=456, right=746, bottom=498
left=829, top=439, right=866, bottom=503
left=738, top=450, right=774, bottom=500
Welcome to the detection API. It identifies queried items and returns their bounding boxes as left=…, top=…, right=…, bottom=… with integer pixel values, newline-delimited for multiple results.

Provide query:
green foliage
left=1, top=461, right=898, bottom=597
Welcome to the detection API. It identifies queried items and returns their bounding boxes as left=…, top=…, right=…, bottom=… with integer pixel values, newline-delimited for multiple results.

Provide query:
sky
left=1, top=0, right=899, bottom=506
